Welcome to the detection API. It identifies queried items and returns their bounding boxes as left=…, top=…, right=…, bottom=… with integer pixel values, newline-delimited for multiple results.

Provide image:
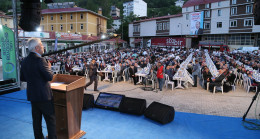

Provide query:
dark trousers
left=85, top=76, right=98, bottom=90
left=31, top=100, right=57, bottom=139
left=193, top=75, right=198, bottom=87
left=131, top=76, right=137, bottom=85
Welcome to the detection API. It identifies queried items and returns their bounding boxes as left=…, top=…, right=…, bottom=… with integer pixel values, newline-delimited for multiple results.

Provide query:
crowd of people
left=46, top=46, right=260, bottom=93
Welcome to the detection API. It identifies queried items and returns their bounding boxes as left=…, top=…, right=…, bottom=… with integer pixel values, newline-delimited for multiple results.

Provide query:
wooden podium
left=50, top=74, right=86, bottom=139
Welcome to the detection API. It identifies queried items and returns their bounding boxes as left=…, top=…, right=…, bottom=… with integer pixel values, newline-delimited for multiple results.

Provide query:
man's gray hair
left=28, top=38, right=41, bottom=52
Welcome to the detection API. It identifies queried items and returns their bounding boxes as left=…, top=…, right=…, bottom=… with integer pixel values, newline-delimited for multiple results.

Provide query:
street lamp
left=36, top=27, right=42, bottom=32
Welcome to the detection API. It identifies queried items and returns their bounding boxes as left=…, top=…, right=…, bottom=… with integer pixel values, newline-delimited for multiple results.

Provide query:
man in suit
left=129, top=63, right=137, bottom=85
left=85, top=59, right=99, bottom=91
left=194, top=21, right=203, bottom=35
left=20, top=38, right=57, bottom=139
left=209, top=68, right=228, bottom=92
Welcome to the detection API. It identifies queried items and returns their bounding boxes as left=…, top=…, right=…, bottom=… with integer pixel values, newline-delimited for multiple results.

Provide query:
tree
left=116, top=13, right=138, bottom=43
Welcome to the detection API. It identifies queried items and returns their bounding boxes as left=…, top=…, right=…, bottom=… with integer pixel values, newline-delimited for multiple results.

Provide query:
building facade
left=40, top=7, right=108, bottom=36
left=123, top=0, right=147, bottom=17
left=0, top=11, right=13, bottom=29
left=129, top=0, right=260, bottom=49
left=111, top=6, right=120, bottom=18
left=176, top=0, right=185, bottom=7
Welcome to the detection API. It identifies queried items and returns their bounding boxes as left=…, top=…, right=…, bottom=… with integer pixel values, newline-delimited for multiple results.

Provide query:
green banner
left=0, top=25, right=17, bottom=81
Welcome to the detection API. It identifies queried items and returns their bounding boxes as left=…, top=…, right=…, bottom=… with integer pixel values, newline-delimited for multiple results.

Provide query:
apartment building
left=129, top=0, right=260, bottom=49
left=0, top=11, right=13, bottom=29
left=40, top=5, right=108, bottom=36
left=111, top=6, right=120, bottom=18
left=123, top=0, right=147, bottom=17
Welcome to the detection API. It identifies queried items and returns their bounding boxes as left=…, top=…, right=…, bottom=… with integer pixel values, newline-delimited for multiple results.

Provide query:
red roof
left=0, top=14, right=12, bottom=19
left=106, top=38, right=126, bottom=43
left=42, top=7, right=87, bottom=14
left=183, top=0, right=226, bottom=8
left=82, top=35, right=99, bottom=41
left=41, top=7, right=108, bottom=19
left=133, top=14, right=182, bottom=23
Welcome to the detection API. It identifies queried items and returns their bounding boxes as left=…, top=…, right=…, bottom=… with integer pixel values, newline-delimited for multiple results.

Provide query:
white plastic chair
left=213, top=79, right=225, bottom=94
left=246, top=78, right=258, bottom=93
left=165, top=74, right=175, bottom=91
left=112, top=71, right=117, bottom=84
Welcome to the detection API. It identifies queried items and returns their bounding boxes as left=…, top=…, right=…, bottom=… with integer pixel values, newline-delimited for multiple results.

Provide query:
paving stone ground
left=84, top=78, right=260, bottom=119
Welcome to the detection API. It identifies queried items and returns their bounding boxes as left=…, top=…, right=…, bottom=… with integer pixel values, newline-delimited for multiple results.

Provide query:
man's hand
left=48, top=61, right=51, bottom=69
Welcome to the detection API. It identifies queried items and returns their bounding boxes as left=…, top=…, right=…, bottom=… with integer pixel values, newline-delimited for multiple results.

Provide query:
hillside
left=0, top=0, right=186, bottom=18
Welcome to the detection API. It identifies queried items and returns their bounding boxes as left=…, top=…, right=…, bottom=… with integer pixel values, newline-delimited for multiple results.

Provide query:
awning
left=105, top=38, right=127, bottom=43
left=131, top=39, right=141, bottom=44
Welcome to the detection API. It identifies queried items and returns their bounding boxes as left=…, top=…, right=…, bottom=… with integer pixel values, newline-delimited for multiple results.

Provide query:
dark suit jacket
left=21, top=52, right=54, bottom=102
left=88, top=63, right=97, bottom=79
left=129, top=67, right=137, bottom=77
left=195, top=28, right=203, bottom=35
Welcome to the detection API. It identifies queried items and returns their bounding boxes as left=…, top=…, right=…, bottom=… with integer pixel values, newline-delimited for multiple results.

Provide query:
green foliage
left=1, top=0, right=184, bottom=42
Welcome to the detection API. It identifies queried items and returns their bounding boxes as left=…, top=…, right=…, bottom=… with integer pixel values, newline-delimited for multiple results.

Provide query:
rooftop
left=41, top=7, right=108, bottom=19
left=133, top=14, right=182, bottom=23
left=182, top=0, right=227, bottom=8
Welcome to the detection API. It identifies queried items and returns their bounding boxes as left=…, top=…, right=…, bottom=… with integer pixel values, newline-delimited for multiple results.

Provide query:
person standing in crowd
left=85, top=59, right=99, bottom=91
left=129, top=63, right=137, bottom=85
left=157, top=62, right=164, bottom=91
left=192, top=60, right=200, bottom=87
left=20, top=38, right=57, bottom=139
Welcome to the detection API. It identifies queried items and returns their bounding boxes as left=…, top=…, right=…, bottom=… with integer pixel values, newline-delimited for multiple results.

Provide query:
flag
left=54, top=38, right=58, bottom=51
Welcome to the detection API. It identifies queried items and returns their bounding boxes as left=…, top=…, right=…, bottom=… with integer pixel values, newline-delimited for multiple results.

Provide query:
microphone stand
left=242, top=84, right=260, bottom=121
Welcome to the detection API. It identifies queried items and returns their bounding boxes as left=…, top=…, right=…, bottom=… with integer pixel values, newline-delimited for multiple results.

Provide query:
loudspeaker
left=83, top=94, right=94, bottom=110
left=19, top=2, right=41, bottom=31
left=144, top=101, right=175, bottom=124
left=119, top=97, right=146, bottom=115
left=254, top=0, right=260, bottom=25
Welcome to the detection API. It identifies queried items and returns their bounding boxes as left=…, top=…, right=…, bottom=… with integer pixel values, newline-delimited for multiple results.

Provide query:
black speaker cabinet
left=119, top=97, right=146, bottom=115
left=144, top=101, right=175, bottom=124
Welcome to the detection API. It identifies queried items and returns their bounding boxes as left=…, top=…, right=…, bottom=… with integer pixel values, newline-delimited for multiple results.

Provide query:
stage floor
left=0, top=90, right=259, bottom=139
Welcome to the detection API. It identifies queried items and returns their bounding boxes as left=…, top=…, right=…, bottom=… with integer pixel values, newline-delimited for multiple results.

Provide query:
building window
left=228, top=34, right=254, bottom=45
left=167, top=22, right=170, bottom=30
left=5, top=19, right=7, bottom=21
left=70, top=14, right=73, bottom=20
left=246, top=5, right=253, bottom=13
left=247, top=0, right=252, bottom=2
left=186, top=7, right=188, bottom=12
left=195, top=5, right=199, bottom=10
left=217, top=22, right=222, bottom=28
left=218, top=2, right=221, bottom=7
left=231, top=7, right=237, bottom=15
left=244, top=19, right=253, bottom=26
left=81, top=13, right=84, bottom=19
left=230, top=20, right=237, bottom=27
left=232, top=0, right=236, bottom=4
left=204, top=22, right=210, bottom=29
left=80, top=24, right=83, bottom=29
left=60, top=25, right=63, bottom=30
left=186, top=14, right=189, bottom=20
left=41, top=25, right=44, bottom=31
left=205, top=11, right=210, bottom=18
left=51, top=15, right=53, bottom=20
left=218, top=10, right=221, bottom=16
left=60, top=15, right=63, bottom=20
left=51, top=25, right=53, bottom=31
left=134, top=25, right=140, bottom=32
left=41, top=16, right=44, bottom=21
left=205, top=4, right=210, bottom=9
left=70, top=24, right=73, bottom=30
